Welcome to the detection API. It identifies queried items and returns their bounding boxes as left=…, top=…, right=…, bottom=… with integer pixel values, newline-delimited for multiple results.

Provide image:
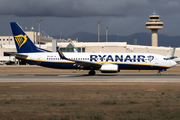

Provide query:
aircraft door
left=169, top=60, right=171, bottom=66
left=38, top=55, right=41, bottom=64
left=155, top=56, right=159, bottom=64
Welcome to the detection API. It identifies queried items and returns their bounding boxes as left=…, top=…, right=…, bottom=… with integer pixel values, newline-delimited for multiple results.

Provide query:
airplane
left=164, top=48, right=180, bottom=63
left=165, top=47, right=177, bottom=60
left=74, top=48, right=78, bottom=53
left=8, top=22, right=177, bottom=75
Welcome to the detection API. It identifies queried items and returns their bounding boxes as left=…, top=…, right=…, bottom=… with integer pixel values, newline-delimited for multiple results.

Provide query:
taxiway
left=0, top=74, right=179, bottom=82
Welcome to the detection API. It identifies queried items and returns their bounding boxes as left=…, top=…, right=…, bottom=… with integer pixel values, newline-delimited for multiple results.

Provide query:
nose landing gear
left=157, top=69, right=166, bottom=75
left=157, top=71, right=161, bottom=75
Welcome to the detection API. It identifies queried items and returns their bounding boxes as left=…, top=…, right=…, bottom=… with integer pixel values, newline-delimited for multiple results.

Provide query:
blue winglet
left=57, top=47, right=66, bottom=59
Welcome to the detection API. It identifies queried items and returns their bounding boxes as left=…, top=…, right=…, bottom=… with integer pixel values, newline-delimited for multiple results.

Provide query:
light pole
left=60, top=31, right=61, bottom=40
left=37, top=20, right=42, bottom=48
left=117, top=34, right=118, bottom=42
left=106, top=27, right=108, bottom=42
left=98, top=21, right=100, bottom=42
left=134, top=39, right=137, bottom=45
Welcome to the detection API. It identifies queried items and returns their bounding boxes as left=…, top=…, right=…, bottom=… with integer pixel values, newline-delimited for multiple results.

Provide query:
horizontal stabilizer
left=5, top=52, right=28, bottom=58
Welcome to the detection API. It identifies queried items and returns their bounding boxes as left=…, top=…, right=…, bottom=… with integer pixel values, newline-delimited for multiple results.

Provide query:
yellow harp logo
left=14, top=35, right=27, bottom=49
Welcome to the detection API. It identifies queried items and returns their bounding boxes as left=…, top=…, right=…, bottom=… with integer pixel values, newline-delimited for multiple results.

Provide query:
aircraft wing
left=5, top=52, right=28, bottom=58
left=56, top=47, right=102, bottom=69
left=72, top=60, right=102, bottom=69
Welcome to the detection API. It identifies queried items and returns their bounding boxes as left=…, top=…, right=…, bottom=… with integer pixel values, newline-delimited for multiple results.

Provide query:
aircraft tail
left=166, top=48, right=176, bottom=59
left=10, top=22, right=50, bottom=53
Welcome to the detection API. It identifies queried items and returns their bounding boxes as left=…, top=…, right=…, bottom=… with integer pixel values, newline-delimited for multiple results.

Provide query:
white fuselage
left=17, top=52, right=177, bottom=71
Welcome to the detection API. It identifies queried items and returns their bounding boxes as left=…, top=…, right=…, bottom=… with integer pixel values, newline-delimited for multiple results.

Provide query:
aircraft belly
left=40, top=62, right=77, bottom=69
left=117, top=64, right=167, bottom=70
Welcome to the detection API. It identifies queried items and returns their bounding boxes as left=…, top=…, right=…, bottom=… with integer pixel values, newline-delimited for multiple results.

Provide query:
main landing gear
left=157, top=70, right=161, bottom=75
left=157, top=69, right=166, bottom=75
left=89, top=70, right=96, bottom=75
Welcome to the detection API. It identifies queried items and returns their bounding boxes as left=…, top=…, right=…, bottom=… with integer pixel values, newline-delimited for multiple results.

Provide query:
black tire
left=157, top=72, right=161, bottom=75
left=89, top=70, right=96, bottom=75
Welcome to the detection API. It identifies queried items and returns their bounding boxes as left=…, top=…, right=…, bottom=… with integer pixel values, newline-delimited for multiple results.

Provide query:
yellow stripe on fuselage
left=101, top=69, right=118, bottom=71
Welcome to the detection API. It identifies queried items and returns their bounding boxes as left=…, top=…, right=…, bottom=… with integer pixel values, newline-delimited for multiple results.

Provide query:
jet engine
left=100, top=64, right=119, bottom=73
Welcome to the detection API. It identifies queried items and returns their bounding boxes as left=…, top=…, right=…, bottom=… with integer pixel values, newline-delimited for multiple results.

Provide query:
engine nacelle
left=100, top=64, right=118, bottom=73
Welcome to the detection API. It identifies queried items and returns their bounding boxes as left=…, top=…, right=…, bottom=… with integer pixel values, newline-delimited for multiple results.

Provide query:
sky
left=0, top=0, right=180, bottom=37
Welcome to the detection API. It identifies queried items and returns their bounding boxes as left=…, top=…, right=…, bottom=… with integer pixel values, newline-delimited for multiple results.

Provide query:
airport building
left=0, top=30, right=67, bottom=46
left=1, top=38, right=180, bottom=65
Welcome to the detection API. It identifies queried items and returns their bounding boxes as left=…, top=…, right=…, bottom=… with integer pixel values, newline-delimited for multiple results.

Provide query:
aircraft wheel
left=157, top=72, right=161, bottom=75
left=89, top=70, right=95, bottom=75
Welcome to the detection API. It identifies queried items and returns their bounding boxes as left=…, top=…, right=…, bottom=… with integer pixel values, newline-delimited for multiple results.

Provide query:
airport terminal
left=0, top=12, right=179, bottom=65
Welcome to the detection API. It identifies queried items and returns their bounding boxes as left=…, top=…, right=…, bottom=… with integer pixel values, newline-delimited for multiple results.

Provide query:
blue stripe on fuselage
left=17, top=57, right=169, bottom=70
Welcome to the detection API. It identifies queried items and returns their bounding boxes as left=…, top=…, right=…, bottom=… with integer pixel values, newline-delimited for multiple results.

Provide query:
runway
left=0, top=74, right=180, bottom=82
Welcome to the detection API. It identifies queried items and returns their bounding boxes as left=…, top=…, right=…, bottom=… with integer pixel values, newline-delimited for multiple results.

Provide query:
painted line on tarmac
left=0, top=74, right=8, bottom=76
left=0, top=74, right=71, bottom=77
left=58, top=75, right=70, bottom=77
left=24, top=75, right=35, bottom=77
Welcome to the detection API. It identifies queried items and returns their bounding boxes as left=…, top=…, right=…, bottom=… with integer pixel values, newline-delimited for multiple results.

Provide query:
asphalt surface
left=0, top=74, right=180, bottom=82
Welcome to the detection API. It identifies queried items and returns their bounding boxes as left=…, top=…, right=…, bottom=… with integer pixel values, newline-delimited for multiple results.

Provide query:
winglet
left=57, top=47, right=66, bottom=59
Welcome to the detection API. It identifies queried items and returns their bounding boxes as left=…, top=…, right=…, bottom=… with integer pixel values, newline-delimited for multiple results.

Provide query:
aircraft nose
left=170, top=60, right=177, bottom=67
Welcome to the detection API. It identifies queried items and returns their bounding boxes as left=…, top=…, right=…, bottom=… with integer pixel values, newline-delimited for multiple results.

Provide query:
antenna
left=31, top=27, right=34, bottom=31
left=153, top=10, right=156, bottom=15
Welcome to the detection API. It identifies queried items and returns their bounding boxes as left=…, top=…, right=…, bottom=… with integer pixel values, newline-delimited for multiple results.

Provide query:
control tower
left=146, top=11, right=163, bottom=46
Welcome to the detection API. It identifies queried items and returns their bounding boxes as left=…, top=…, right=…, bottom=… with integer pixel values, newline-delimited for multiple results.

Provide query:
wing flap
left=74, top=60, right=102, bottom=69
